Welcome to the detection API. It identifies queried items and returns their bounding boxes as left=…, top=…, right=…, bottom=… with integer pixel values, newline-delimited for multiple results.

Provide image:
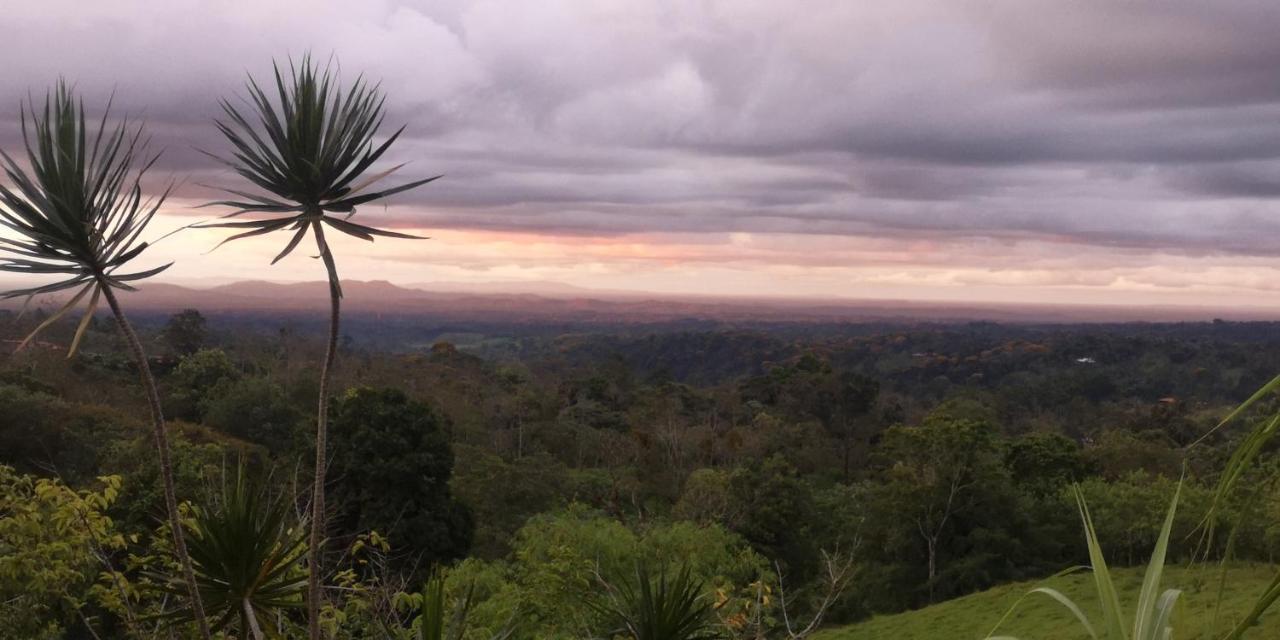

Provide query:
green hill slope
left=816, top=564, right=1280, bottom=640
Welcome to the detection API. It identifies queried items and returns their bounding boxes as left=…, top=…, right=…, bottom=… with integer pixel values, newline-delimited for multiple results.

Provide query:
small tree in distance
left=203, top=55, right=439, bottom=637
left=163, top=308, right=208, bottom=355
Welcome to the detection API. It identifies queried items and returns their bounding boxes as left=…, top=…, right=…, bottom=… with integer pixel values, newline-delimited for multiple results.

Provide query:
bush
left=0, top=466, right=126, bottom=638
left=201, top=376, right=301, bottom=453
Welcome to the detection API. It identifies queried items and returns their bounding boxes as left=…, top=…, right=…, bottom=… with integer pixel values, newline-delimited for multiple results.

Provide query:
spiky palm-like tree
left=152, top=470, right=308, bottom=639
left=0, top=82, right=212, bottom=639
left=204, top=56, right=437, bottom=637
left=593, top=563, right=724, bottom=640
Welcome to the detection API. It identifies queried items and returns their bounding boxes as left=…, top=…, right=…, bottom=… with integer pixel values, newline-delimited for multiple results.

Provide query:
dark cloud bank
left=6, top=0, right=1280, bottom=256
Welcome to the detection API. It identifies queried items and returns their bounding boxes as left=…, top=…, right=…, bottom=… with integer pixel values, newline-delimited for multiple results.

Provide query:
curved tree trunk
left=308, top=222, right=342, bottom=640
left=100, top=283, right=212, bottom=640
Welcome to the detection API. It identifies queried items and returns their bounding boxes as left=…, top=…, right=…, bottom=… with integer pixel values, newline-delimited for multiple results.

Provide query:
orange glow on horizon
left=100, top=206, right=1280, bottom=314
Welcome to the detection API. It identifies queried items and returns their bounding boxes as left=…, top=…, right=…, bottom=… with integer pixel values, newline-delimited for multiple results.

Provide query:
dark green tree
left=857, top=412, right=1063, bottom=610
left=1005, top=431, right=1093, bottom=498
left=328, top=387, right=473, bottom=572
left=727, top=455, right=818, bottom=579
left=167, top=348, right=241, bottom=421
left=162, top=308, right=209, bottom=356
left=812, top=372, right=880, bottom=482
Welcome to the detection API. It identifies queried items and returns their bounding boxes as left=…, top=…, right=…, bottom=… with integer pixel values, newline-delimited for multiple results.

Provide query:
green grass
left=816, top=564, right=1280, bottom=640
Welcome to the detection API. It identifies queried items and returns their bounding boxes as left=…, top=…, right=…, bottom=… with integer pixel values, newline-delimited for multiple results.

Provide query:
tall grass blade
left=1075, top=487, right=1127, bottom=639
left=1133, top=481, right=1180, bottom=640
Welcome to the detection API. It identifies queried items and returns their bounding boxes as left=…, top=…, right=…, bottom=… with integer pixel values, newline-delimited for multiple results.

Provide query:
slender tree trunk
left=925, top=537, right=937, bottom=603
left=243, top=597, right=264, bottom=640
left=308, top=223, right=342, bottom=640
left=100, top=284, right=211, bottom=640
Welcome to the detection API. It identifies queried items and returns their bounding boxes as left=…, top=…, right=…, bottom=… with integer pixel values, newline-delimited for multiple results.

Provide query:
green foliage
left=0, top=383, right=253, bottom=543
left=673, top=468, right=736, bottom=526
left=439, top=559, right=524, bottom=640
left=153, top=470, right=307, bottom=637
left=1072, top=474, right=1219, bottom=567
left=449, top=508, right=768, bottom=640
left=592, top=563, right=723, bottom=640
left=508, top=508, right=639, bottom=633
left=1085, top=431, right=1182, bottom=481
left=166, top=347, right=243, bottom=421
left=317, top=530, right=404, bottom=638
left=418, top=571, right=451, bottom=640
left=1006, top=433, right=1094, bottom=498
left=201, top=375, right=302, bottom=452
left=451, top=446, right=573, bottom=558
left=1202, top=373, right=1280, bottom=638
left=0, top=382, right=123, bottom=482
left=0, top=81, right=171, bottom=353
left=10, top=303, right=1280, bottom=635
left=410, top=569, right=514, bottom=640
left=100, top=430, right=240, bottom=537
left=0, top=466, right=127, bottom=638
left=328, top=387, right=473, bottom=570
left=925, top=395, right=1001, bottom=426
left=862, top=414, right=1022, bottom=605
left=727, top=456, right=818, bottom=579
left=173, top=348, right=241, bottom=391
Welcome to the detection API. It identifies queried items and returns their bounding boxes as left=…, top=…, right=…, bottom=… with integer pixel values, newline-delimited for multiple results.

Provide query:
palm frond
left=146, top=469, right=307, bottom=637
left=593, top=563, right=723, bottom=640
left=0, top=81, right=170, bottom=355
left=203, top=55, right=433, bottom=282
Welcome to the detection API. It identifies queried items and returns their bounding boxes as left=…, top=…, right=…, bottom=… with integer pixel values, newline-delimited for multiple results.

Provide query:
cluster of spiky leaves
left=150, top=471, right=307, bottom=637
left=987, top=484, right=1182, bottom=640
left=1197, top=373, right=1280, bottom=638
left=202, top=55, right=436, bottom=297
left=418, top=571, right=452, bottom=640
left=0, top=82, right=171, bottom=353
left=593, top=563, right=723, bottom=640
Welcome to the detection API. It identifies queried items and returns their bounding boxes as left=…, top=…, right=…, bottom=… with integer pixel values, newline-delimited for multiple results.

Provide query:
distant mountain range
left=2, top=279, right=1278, bottom=324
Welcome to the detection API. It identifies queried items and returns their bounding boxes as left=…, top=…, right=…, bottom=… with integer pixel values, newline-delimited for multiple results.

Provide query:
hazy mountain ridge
left=4, top=279, right=1278, bottom=324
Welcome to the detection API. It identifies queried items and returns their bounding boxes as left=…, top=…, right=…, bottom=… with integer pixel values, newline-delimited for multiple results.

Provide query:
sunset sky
left=7, top=1, right=1280, bottom=308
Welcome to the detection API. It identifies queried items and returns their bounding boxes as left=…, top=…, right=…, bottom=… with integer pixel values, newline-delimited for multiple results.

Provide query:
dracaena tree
left=150, top=470, right=308, bottom=640
left=592, top=563, right=723, bottom=640
left=0, top=82, right=212, bottom=639
left=204, top=56, right=437, bottom=637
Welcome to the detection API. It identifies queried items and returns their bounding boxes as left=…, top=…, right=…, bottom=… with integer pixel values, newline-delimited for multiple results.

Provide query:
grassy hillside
left=817, top=564, right=1280, bottom=640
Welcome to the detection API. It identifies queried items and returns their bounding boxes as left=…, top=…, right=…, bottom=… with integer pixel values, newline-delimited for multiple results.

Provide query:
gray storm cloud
left=4, top=0, right=1280, bottom=255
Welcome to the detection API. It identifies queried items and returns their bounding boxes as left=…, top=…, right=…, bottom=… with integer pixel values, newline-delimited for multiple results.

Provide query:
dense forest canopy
left=3, top=306, right=1279, bottom=637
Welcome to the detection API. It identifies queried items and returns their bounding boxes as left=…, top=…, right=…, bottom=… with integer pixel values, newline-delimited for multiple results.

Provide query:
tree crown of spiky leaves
left=203, top=55, right=436, bottom=296
left=146, top=470, right=307, bottom=633
left=0, top=81, right=172, bottom=354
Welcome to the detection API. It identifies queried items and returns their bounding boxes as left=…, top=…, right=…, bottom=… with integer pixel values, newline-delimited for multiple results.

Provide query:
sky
left=6, top=0, right=1280, bottom=308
